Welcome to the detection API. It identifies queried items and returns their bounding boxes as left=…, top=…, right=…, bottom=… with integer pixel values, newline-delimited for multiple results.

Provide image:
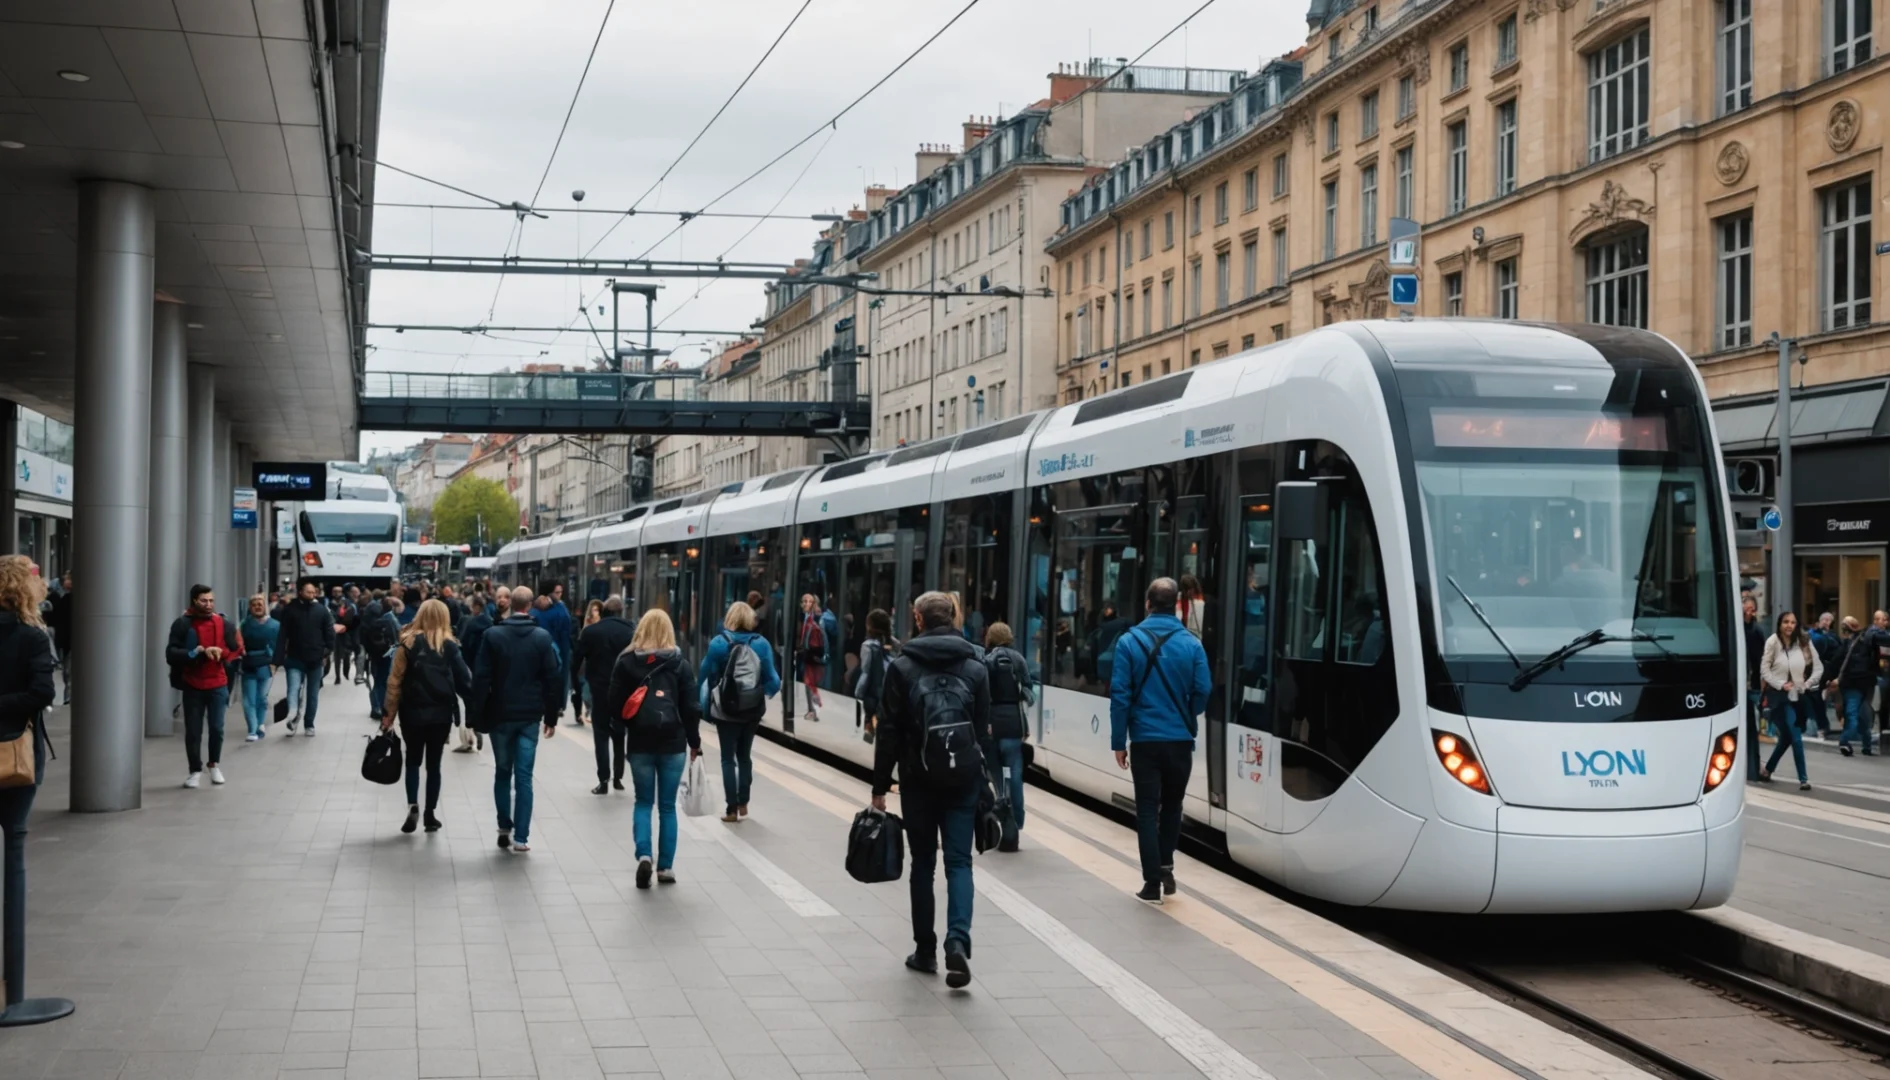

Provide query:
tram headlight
left=1432, top=730, right=1491, bottom=794
left=1703, top=729, right=1739, bottom=793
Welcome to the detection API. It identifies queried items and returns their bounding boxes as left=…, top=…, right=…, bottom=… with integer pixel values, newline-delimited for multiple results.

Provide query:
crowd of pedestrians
left=1743, top=592, right=1890, bottom=791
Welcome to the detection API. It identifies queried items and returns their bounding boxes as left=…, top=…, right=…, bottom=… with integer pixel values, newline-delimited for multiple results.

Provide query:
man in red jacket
left=165, top=584, right=243, bottom=789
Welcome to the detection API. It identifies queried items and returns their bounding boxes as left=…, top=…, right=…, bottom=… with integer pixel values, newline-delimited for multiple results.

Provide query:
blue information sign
left=1389, top=273, right=1420, bottom=307
left=1762, top=507, right=1782, bottom=531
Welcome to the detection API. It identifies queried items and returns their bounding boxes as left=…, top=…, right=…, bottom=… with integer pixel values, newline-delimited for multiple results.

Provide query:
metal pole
left=1773, top=333, right=1794, bottom=618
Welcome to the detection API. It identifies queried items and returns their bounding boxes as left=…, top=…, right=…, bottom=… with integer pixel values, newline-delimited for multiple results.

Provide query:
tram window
left=1026, top=487, right=1053, bottom=682
left=1049, top=506, right=1142, bottom=695
left=1237, top=478, right=1274, bottom=730
left=1335, top=498, right=1385, bottom=665
left=587, top=554, right=611, bottom=603
left=1279, top=539, right=1325, bottom=662
left=615, top=549, right=638, bottom=611
left=645, top=544, right=700, bottom=646
left=944, top=492, right=1013, bottom=645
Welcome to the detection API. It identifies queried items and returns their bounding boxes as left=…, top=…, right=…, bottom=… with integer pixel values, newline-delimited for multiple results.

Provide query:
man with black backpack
left=871, top=590, right=993, bottom=990
left=981, top=622, right=1033, bottom=851
left=1110, top=577, right=1212, bottom=906
left=360, top=597, right=401, bottom=722
left=574, top=596, right=637, bottom=794
left=471, top=586, right=563, bottom=853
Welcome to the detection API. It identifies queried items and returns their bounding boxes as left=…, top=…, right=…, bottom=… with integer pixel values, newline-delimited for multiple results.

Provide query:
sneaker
left=183, top=772, right=201, bottom=789
left=1841, top=743, right=1855, bottom=757
left=497, top=829, right=512, bottom=851
left=721, top=811, right=740, bottom=823
left=904, top=952, right=937, bottom=975
left=1135, top=882, right=1164, bottom=905
left=1161, top=869, right=1176, bottom=896
left=511, top=842, right=531, bottom=853
left=805, top=709, right=818, bottom=723
left=286, top=716, right=299, bottom=733
left=424, top=810, right=442, bottom=832
left=636, top=858, right=653, bottom=889
left=944, top=940, right=972, bottom=989
left=1800, top=781, right=1814, bottom=791
left=402, top=805, right=419, bottom=834
left=657, top=869, right=676, bottom=884
left=592, top=783, right=609, bottom=796
left=244, top=733, right=260, bottom=743
left=209, top=766, right=225, bottom=786
left=304, top=727, right=317, bottom=737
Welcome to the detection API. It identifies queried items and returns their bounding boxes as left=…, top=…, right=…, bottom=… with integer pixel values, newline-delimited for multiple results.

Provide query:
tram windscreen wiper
left=1508, top=627, right=1674, bottom=692
left=1445, top=575, right=1520, bottom=671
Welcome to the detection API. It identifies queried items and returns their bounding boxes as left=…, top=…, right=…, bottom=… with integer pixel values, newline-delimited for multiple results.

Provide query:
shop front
left=1795, top=501, right=1889, bottom=623
left=14, top=443, right=72, bottom=579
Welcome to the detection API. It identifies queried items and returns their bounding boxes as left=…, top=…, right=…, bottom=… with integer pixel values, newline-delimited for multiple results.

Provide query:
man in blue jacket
left=473, top=587, right=564, bottom=853
left=1110, top=577, right=1212, bottom=905
left=532, top=582, right=575, bottom=723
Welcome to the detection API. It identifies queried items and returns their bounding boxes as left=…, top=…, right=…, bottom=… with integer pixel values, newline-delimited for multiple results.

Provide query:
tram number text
left=1684, top=692, right=1708, bottom=711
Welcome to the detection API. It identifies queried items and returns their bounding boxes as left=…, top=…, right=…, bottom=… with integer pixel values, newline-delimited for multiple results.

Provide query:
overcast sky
left=362, top=0, right=1308, bottom=457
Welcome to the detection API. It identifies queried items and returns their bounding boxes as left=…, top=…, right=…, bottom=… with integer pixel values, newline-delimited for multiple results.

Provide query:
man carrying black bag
left=870, top=590, right=994, bottom=990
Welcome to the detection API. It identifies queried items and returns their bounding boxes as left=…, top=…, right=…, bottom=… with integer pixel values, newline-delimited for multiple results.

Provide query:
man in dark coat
left=573, top=596, right=636, bottom=793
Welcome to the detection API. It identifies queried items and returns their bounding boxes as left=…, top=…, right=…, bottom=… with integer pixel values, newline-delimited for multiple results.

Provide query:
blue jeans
left=1843, top=687, right=1878, bottom=752
left=369, top=654, right=392, bottom=717
left=903, top=780, right=978, bottom=954
left=241, top=667, right=272, bottom=737
left=490, top=721, right=541, bottom=843
left=181, top=685, right=229, bottom=773
left=1764, top=697, right=1807, bottom=783
left=995, top=738, right=1026, bottom=829
left=630, top=752, right=687, bottom=868
left=283, top=661, right=322, bottom=729
left=1802, top=689, right=1830, bottom=735
left=715, top=721, right=755, bottom=812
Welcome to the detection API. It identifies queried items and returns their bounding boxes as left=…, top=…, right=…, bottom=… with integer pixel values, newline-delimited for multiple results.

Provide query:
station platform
left=0, top=678, right=1652, bottom=1080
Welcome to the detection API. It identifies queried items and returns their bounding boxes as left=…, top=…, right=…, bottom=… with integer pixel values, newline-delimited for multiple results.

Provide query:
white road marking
left=684, top=815, right=841, bottom=918
left=1750, top=813, right=1890, bottom=851
left=1747, top=788, right=1890, bottom=836
left=976, top=871, right=1278, bottom=1080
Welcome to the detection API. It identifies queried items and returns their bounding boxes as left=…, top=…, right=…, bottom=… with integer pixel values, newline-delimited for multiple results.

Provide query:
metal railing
left=363, top=370, right=706, bottom=403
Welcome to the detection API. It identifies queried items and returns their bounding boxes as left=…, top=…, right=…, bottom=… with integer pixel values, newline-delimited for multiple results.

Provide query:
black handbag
left=845, top=808, right=904, bottom=883
left=361, top=732, right=403, bottom=785
left=273, top=696, right=290, bottom=724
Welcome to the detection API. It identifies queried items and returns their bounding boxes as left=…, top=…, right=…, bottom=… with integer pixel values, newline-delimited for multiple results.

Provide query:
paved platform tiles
left=0, top=672, right=1690, bottom=1080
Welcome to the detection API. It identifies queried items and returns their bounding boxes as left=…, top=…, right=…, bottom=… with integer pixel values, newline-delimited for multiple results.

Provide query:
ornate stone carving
left=1568, top=180, right=1655, bottom=245
left=1396, top=37, right=1432, bottom=85
left=1828, top=99, right=1861, bottom=153
left=1299, top=111, right=1315, bottom=147
left=1524, top=0, right=1577, bottom=21
left=1348, top=260, right=1391, bottom=320
left=1715, top=141, right=1749, bottom=186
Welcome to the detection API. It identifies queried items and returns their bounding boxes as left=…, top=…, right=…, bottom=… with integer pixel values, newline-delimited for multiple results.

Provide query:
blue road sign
left=1762, top=507, right=1782, bottom=531
left=1390, top=273, right=1420, bottom=307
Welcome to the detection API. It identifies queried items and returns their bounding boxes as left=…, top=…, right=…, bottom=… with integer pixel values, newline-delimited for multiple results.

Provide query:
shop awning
left=1712, top=381, right=1890, bottom=452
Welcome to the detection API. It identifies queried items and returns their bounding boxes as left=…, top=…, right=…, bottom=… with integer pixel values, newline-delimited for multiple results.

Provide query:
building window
left=1716, top=212, right=1753, bottom=349
left=1585, top=228, right=1649, bottom=328
left=1821, top=177, right=1873, bottom=330
left=1124, top=240, right=1133, bottom=269
left=1449, top=42, right=1470, bottom=91
left=1142, top=286, right=1152, bottom=334
left=1495, top=99, right=1518, bottom=196
left=1162, top=277, right=1174, bottom=329
left=1215, top=250, right=1231, bottom=309
left=1397, top=73, right=1415, bottom=120
left=1082, top=252, right=1091, bottom=287
left=1329, top=32, right=1342, bottom=62
left=1214, top=181, right=1229, bottom=225
left=1272, top=227, right=1289, bottom=285
left=1587, top=28, right=1650, bottom=163
left=1273, top=152, right=1290, bottom=197
left=1323, top=179, right=1339, bottom=260
left=1273, top=324, right=1287, bottom=341
left=1496, top=13, right=1518, bottom=67
left=1063, top=262, right=1072, bottom=295
left=1163, top=211, right=1174, bottom=249
left=1394, top=145, right=1414, bottom=218
left=1361, top=90, right=1379, bottom=140
left=1241, top=333, right=1256, bottom=350
left=1191, top=195, right=1203, bottom=235
left=1243, top=168, right=1259, bottom=212
left=1190, top=258, right=1203, bottom=318
left=1829, top=0, right=1874, bottom=73
left=1719, top=0, right=1752, bottom=114
left=1242, top=239, right=1258, bottom=298
left=1326, top=112, right=1340, bottom=153
left=1359, top=164, right=1379, bottom=247
left=1444, top=271, right=1464, bottom=316
left=1364, top=5, right=1379, bottom=32
left=1446, top=121, right=1468, bottom=214
left=1495, top=257, right=1519, bottom=318
left=1142, top=219, right=1153, bottom=259
left=1124, top=289, right=1135, bottom=338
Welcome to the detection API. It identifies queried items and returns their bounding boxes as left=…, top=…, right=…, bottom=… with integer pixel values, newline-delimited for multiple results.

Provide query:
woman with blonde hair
left=605, top=608, right=702, bottom=888
left=381, top=598, right=472, bottom=834
left=697, top=600, right=782, bottom=821
left=0, top=556, right=57, bottom=999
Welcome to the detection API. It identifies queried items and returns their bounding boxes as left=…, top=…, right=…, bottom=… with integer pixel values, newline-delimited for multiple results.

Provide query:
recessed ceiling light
left=57, top=70, right=89, bottom=83
left=0, top=141, right=24, bottom=150
left=186, top=322, right=204, bottom=329
left=235, top=265, right=266, bottom=273
left=249, top=292, right=272, bottom=299
left=267, top=333, right=283, bottom=340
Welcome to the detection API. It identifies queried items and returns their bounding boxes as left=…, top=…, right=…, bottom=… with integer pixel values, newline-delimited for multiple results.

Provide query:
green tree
left=431, top=475, right=518, bottom=552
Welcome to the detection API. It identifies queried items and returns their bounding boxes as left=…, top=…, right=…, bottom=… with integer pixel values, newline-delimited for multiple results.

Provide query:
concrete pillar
left=144, top=305, right=187, bottom=737
left=70, top=181, right=155, bottom=812
left=185, top=366, right=216, bottom=591
left=213, top=413, right=231, bottom=609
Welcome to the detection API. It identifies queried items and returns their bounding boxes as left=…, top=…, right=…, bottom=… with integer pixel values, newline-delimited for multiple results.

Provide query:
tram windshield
left=1400, top=361, right=1729, bottom=672
left=302, top=511, right=400, bottom=544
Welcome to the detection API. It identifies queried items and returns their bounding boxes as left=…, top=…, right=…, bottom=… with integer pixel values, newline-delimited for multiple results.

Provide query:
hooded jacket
left=605, top=647, right=702, bottom=755
left=574, top=615, right=637, bottom=701
left=871, top=627, right=993, bottom=797
left=275, top=596, right=336, bottom=667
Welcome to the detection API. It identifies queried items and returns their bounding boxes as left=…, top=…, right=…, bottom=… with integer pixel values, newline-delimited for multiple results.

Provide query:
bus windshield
left=1399, top=361, right=1728, bottom=673
left=303, top=511, right=399, bottom=543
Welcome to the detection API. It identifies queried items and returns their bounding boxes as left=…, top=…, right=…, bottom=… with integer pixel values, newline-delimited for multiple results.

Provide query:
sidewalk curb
left=1676, top=907, right=1890, bottom=1025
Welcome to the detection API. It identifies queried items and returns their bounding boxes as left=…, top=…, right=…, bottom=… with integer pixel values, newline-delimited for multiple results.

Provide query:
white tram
left=497, top=321, right=1745, bottom=912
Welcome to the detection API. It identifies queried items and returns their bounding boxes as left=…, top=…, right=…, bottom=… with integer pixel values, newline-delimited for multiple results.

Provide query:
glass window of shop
left=1800, top=554, right=1882, bottom=628
left=17, top=407, right=73, bottom=464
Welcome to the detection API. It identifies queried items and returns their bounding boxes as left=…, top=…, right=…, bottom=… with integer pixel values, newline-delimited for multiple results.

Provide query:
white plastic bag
left=679, top=755, right=719, bottom=818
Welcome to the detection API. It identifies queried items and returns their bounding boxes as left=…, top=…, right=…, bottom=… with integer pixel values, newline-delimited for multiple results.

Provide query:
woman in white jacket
left=1760, top=610, right=1821, bottom=790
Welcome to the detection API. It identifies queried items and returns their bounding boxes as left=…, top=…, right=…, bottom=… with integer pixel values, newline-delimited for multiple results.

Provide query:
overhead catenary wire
left=375, top=201, right=843, bottom=222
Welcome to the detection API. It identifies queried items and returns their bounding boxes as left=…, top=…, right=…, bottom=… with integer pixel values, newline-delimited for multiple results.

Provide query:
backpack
left=712, top=633, right=767, bottom=723
left=855, top=639, right=889, bottom=705
left=909, top=667, right=982, bottom=788
left=362, top=614, right=395, bottom=654
left=402, top=638, right=456, bottom=715
left=987, top=649, right=1022, bottom=706
left=622, top=654, right=684, bottom=740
